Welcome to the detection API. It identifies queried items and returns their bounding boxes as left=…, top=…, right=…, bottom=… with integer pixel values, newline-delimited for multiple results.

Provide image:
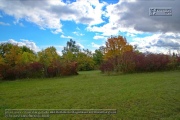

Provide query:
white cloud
left=88, top=0, right=180, bottom=38
left=105, top=0, right=180, bottom=33
left=0, top=0, right=179, bottom=34
left=67, top=0, right=106, bottom=26
left=73, top=31, right=84, bottom=36
left=126, top=33, right=136, bottom=37
left=55, top=45, right=64, bottom=49
left=13, top=20, right=24, bottom=27
left=60, top=35, right=72, bottom=39
left=0, top=21, right=10, bottom=26
left=77, top=42, right=84, bottom=49
left=87, top=21, right=142, bottom=38
left=91, top=42, right=101, bottom=48
left=76, top=27, right=80, bottom=30
left=0, top=0, right=63, bottom=34
left=130, top=33, right=180, bottom=54
left=93, top=35, right=106, bottom=40
left=54, top=45, right=64, bottom=55
left=0, top=0, right=107, bottom=34
left=6, top=39, right=40, bottom=52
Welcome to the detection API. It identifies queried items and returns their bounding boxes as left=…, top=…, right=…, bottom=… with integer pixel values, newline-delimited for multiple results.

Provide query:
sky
left=0, top=0, right=180, bottom=55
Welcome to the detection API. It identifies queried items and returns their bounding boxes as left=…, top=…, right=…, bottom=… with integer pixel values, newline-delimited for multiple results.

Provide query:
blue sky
left=0, top=0, right=180, bottom=55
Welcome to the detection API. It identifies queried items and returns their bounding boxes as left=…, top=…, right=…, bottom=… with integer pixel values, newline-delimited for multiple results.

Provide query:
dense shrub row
left=100, top=51, right=180, bottom=73
left=0, top=61, right=78, bottom=80
left=0, top=43, right=79, bottom=80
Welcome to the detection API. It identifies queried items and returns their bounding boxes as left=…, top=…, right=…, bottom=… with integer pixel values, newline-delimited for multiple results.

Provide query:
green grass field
left=0, top=70, right=180, bottom=119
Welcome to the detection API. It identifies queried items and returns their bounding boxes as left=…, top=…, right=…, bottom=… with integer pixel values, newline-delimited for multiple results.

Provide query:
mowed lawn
left=0, top=70, right=180, bottom=119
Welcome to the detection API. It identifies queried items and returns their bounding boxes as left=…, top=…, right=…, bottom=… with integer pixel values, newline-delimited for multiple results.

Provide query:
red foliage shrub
left=118, top=51, right=136, bottom=73
left=0, top=64, right=10, bottom=79
left=47, top=66, right=57, bottom=77
left=4, top=67, right=16, bottom=80
left=100, top=52, right=136, bottom=73
left=135, top=53, right=170, bottom=72
left=46, top=60, right=78, bottom=77
left=14, top=65, right=28, bottom=79
left=0, top=60, right=78, bottom=80
left=28, top=62, right=43, bottom=72
left=134, top=53, right=147, bottom=72
left=60, top=62, right=78, bottom=76
left=46, top=61, right=61, bottom=77
left=99, top=58, right=114, bottom=73
left=0, top=64, right=16, bottom=80
left=177, top=56, right=180, bottom=67
left=27, top=62, right=44, bottom=78
left=100, top=52, right=173, bottom=74
left=70, top=62, right=78, bottom=75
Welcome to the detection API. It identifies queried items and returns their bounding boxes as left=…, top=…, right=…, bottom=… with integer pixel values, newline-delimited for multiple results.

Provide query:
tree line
left=0, top=36, right=180, bottom=80
left=0, top=39, right=103, bottom=80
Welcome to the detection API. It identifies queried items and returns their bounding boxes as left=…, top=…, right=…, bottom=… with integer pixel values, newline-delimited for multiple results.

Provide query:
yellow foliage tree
left=0, top=55, right=5, bottom=65
left=104, top=35, right=133, bottom=60
left=5, top=45, right=22, bottom=66
left=38, top=46, right=59, bottom=67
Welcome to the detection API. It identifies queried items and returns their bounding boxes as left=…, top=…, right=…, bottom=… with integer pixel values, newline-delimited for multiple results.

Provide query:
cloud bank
left=0, top=0, right=179, bottom=54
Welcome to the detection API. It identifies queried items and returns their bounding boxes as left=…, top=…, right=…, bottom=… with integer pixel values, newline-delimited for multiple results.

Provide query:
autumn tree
left=0, top=43, right=37, bottom=79
left=101, top=35, right=134, bottom=73
left=38, top=46, right=59, bottom=65
left=104, top=35, right=133, bottom=60
left=38, top=46, right=60, bottom=76
left=4, top=45, right=22, bottom=66
left=0, top=43, right=37, bottom=66
left=0, top=43, right=79, bottom=80
left=0, top=55, right=3, bottom=63
left=0, top=43, right=13, bottom=58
